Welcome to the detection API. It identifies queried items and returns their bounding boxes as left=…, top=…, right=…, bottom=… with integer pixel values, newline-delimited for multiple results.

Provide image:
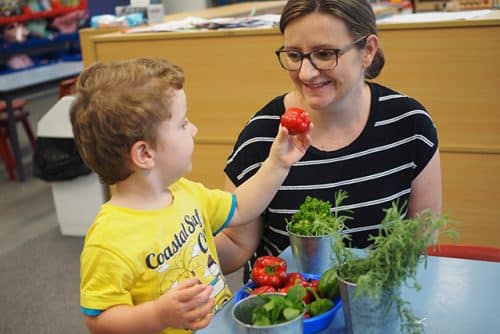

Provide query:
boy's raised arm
left=215, top=178, right=264, bottom=274
left=230, top=126, right=311, bottom=226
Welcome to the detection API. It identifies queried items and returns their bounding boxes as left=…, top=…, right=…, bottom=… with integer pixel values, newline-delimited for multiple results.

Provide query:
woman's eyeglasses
left=275, top=35, right=367, bottom=71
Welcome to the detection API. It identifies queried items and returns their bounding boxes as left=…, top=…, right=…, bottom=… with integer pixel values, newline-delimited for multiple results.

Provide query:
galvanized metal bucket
left=339, top=279, right=400, bottom=334
left=232, top=294, right=304, bottom=334
left=287, top=226, right=335, bottom=275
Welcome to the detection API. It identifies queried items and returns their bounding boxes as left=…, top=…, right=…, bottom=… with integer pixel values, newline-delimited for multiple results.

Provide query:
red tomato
left=303, top=289, right=313, bottom=304
left=303, top=279, right=320, bottom=304
left=280, top=107, right=311, bottom=135
left=278, top=284, right=293, bottom=294
left=250, top=285, right=277, bottom=295
left=285, top=272, right=306, bottom=286
left=250, top=256, right=287, bottom=288
left=279, top=283, right=313, bottom=304
left=308, top=279, right=319, bottom=291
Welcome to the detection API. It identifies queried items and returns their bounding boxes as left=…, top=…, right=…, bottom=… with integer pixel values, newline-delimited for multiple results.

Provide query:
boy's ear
left=129, top=140, right=155, bottom=169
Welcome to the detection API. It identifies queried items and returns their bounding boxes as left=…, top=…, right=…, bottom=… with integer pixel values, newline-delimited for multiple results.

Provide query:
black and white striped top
left=224, top=82, right=438, bottom=277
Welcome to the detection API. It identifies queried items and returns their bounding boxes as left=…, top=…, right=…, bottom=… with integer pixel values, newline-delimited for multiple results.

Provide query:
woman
left=216, top=0, right=441, bottom=280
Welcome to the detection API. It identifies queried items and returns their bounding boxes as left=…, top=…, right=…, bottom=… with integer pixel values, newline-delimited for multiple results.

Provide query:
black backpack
left=33, top=137, right=91, bottom=182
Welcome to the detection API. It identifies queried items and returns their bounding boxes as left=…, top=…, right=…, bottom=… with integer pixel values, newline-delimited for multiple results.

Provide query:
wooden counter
left=79, top=5, right=500, bottom=247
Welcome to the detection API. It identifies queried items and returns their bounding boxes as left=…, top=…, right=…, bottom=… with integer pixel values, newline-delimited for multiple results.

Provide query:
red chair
left=0, top=98, right=36, bottom=180
left=427, top=244, right=500, bottom=262
left=0, top=98, right=36, bottom=148
left=59, top=77, right=77, bottom=97
left=0, top=130, right=16, bottom=180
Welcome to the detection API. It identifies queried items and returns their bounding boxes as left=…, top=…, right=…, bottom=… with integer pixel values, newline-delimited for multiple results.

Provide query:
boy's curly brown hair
left=70, top=57, right=185, bottom=185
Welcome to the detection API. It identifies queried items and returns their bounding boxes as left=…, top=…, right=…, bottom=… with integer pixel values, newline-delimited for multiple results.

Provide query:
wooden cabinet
left=79, top=7, right=500, bottom=247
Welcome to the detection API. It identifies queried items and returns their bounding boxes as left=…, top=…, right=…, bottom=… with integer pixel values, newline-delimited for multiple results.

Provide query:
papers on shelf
left=376, top=9, right=492, bottom=24
left=125, top=14, right=281, bottom=33
left=125, top=8, right=493, bottom=33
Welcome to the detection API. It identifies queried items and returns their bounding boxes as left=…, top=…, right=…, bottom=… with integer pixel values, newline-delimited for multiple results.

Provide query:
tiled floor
left=0, top=87, right=60, bottom=256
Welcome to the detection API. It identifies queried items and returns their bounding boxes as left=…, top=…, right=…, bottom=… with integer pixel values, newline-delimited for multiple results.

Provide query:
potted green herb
left=231, top=286, right=306, bottom=333
left=286, top=190, right=351, bottom=275
left=327, top=201, right=458, bottom=334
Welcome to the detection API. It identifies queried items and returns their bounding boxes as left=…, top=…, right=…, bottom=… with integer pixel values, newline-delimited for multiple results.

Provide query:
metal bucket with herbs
left=329, top=202, right=458, bottom=334
left=286, top=191, right=351, bottom=275
left=231, top=289, right=306, bottom=333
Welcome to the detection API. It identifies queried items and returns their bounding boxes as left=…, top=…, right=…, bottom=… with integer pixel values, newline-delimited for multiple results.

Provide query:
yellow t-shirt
left=80, top=178, right=236, bottom=334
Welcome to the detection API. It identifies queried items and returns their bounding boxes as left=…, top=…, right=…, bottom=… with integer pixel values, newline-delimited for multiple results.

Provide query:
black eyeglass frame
left=275, top=35, right=368, bottom=71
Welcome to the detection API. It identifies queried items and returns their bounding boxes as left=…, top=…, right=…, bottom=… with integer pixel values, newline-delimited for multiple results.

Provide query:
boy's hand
left=269, top=123, right=312, bottom=168
left=154, top=278, right=215, bottom=331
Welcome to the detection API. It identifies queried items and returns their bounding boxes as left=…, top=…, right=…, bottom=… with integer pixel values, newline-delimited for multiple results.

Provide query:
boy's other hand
left=155, top=277, right=214, bottom=331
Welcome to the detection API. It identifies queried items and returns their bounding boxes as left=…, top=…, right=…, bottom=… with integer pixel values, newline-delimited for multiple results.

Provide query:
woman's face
left=283, top=12, right=366, bottom=110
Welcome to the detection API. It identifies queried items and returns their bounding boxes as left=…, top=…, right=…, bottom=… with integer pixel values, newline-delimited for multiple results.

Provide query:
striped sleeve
left=225, top=96, right=284, bottom=186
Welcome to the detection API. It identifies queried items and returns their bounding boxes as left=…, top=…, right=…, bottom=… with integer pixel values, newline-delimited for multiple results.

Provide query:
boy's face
left=155, top=89, right=198, bottom=181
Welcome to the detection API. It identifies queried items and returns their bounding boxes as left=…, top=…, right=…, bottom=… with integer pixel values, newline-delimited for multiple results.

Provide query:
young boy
left=70, top=57, right=311, bottom=334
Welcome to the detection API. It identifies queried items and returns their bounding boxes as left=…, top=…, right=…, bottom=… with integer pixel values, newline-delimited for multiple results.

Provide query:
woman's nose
left=299, top=57, right=320, bottom=80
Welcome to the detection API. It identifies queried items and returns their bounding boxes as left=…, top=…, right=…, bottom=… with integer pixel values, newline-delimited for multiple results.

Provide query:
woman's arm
left=215, top=177, right=264, bottom=274
left=408, top=149, right=442, bottom=217
left=408, top=149, right=442, bottom=243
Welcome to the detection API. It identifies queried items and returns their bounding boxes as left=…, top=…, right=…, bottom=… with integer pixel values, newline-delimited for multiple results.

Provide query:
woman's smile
left=302, top=80, right=332, bottom=90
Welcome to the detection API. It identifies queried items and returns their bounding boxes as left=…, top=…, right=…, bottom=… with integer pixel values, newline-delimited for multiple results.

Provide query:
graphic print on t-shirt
left=150, top=208, right=230, bottom=310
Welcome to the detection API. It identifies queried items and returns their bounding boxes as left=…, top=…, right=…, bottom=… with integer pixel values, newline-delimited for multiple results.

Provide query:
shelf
left=0, top=1, right=87, bottom=77
left=1, top=32, right=79, bottom=55
left=0, top=0, right=87, bottom=26
left=0, top=60, right=83, bottom=86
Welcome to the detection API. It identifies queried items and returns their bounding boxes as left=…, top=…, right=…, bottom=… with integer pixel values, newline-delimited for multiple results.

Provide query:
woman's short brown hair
left=279, top=0, right=385, bottom=79
left=70, top=57, right=185, bottom=185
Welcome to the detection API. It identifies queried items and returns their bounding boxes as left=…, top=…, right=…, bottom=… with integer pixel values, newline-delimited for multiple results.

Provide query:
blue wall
left=87, top=0, right=130, bottom=16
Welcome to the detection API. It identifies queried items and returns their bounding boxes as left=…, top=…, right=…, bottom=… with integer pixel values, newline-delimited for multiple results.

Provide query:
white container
left=51, top=173, right=106, bottom=236
left=130, top=0, right=150, bottom=6
left=37, top=96, right=107, bottom=236
left=162, top=0, right=208, bottom=14
left=115, top=4, right=165, bottom=24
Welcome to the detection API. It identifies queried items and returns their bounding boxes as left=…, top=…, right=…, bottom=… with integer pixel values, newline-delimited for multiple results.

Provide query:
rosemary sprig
left=333, top=201, right=458, bottom=333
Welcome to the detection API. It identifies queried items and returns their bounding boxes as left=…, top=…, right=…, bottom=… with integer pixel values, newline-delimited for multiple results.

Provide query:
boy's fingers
left=175, top=277, right=200, bottom=289
left=186, top=298, right=214, bottom=320
left=180, top=284, right=213, bottom=307
left=185, top=300, right=214, bottom=330
left=177, top=283, right=213, bottom=303
left=278, top=124, right=290, bottom=139
left=298, top=133, right=312, bottom=150
left=194, top=285, right=213, bottom=305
